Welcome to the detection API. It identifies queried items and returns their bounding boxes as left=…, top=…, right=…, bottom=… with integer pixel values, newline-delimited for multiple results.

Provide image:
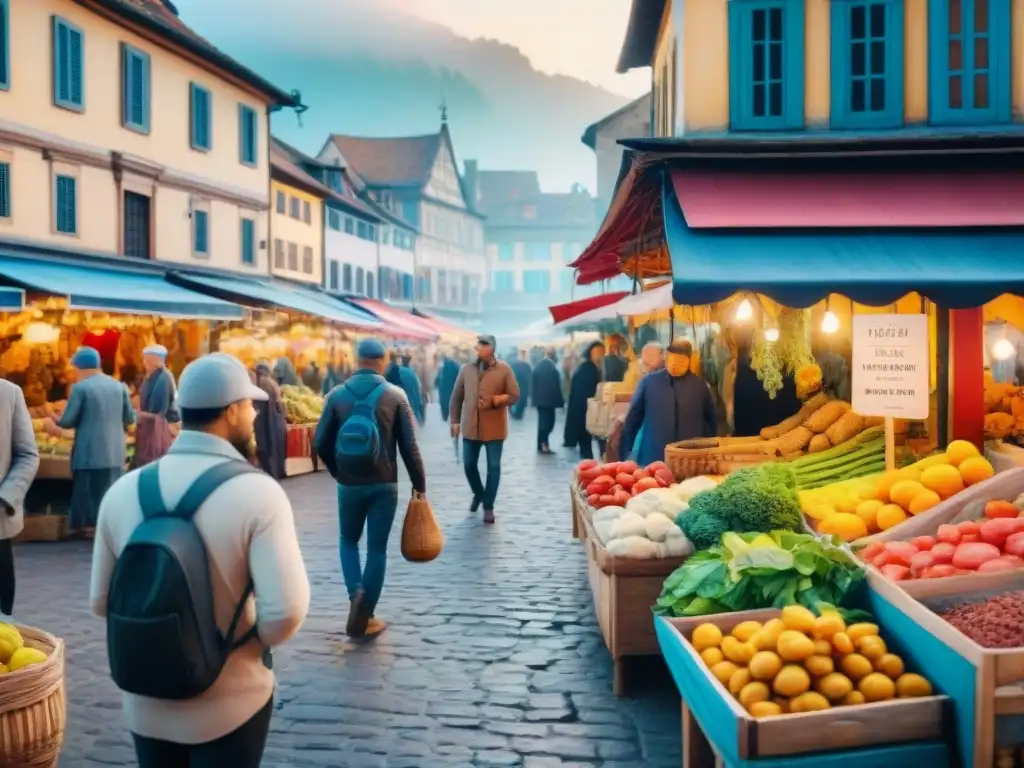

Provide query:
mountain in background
left=172, top=0, right=631, bottom=192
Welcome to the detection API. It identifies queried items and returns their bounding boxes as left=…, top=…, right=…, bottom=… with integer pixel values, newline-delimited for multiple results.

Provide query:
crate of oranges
left=655, top=604, right=950, bottom=762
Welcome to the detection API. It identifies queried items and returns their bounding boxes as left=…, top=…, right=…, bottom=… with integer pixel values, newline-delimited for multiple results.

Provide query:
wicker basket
left=665, top=436, right=779, bottom=480
left=0, top=625, right=66, bottom=767
left=401, top=492, right=444, bottom=563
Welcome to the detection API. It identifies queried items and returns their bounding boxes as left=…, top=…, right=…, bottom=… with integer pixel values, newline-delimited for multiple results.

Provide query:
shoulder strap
left=175, top=461, right=262, bottom=522
left=364, top=381, right=386, bottom=409
left=138, top=464, right=167, bottom=520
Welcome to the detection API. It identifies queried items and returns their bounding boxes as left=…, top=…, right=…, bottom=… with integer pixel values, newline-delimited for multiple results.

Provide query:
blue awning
left=170, top=272, right=380, bottom=328
left=663, top=177, right=1024, bottom=308
left=0, top=254, right=244, bottom=318
left=0, top=287, right=24, bottom=311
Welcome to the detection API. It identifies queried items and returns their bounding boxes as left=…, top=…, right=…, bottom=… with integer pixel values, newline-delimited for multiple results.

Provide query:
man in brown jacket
left=450, top=335, right=520, bottom=524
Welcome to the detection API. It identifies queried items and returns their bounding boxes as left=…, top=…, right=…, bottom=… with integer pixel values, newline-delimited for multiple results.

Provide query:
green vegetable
left=790, top=428, right=886, bottom=489
left=652, top=530, right=866, bottom=618
left=677, top=464, right=804, bottom=550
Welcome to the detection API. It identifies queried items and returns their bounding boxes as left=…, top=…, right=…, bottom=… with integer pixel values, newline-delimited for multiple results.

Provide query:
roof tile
left=329, top=132, right=441, bottom=187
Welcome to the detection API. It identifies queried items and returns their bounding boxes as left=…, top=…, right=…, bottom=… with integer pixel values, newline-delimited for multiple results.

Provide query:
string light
left=764, top=327, right=779, bottom=342
left=735, top=299, right=753, bottom=322
left=993, top=338, right=1016, bottom=361
left=821, top=311, right=840, bottom=334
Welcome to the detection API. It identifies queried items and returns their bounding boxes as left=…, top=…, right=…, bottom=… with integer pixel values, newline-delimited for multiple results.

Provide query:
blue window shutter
left=0, top=1, right=10, bottom=90
left=55, top=175, right=76, bottom=234
left=238, top=105, right=258, bottom=166
left=193, top=210, right=208, bottom=254
left=929, top=0, right=1010, bottom=125
left=830, top=1, right=904, bottom=129
left=240, top=218, right=255, bottom=264
left=0, top=162, right=9, bottom=218
left=53, top=17, right=85, bottom=111
left=121, top=44, right=150, bottom=133
left=190, top=84, right=212, bottom=151
left=729, top=0, right=804, bottom=130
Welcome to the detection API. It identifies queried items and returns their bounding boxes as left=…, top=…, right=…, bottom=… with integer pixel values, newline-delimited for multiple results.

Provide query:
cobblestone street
left=13, top=404, right=682, bottom=767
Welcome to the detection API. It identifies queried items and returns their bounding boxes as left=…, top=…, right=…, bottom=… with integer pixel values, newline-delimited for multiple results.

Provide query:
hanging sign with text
left=852, top=314, right=930, bottom=420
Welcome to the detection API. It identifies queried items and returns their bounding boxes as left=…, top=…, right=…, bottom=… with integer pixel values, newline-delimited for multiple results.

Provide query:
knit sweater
left=89, top=431, right=310, bottom=744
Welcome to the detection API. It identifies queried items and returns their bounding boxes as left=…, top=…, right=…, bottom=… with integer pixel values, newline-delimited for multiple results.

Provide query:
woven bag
left=401, top=492, right=444, bottom=563
left=0, top=625, right=67, bottom=768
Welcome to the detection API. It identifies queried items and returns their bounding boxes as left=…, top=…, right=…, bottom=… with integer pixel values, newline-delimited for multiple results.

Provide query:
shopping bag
left=401, top=491, right=444, bottom=563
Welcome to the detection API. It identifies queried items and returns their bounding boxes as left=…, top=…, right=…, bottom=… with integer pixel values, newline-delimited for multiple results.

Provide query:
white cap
left=176, top=353, right=268, bottom=409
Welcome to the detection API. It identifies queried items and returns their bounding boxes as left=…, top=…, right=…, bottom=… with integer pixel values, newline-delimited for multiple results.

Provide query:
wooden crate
left=869, top=569, right=1024, bottom=768
left=579, top=511, right=686, bottom=695
left=657, top=609, right=950, bottom=766
left=14, top=515, right=67, bottom=543
left=569, top=477, right=586, bottom=541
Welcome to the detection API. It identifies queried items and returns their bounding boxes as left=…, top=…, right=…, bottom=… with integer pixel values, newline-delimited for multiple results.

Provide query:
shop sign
left=852, top=314, right=930, bottom=420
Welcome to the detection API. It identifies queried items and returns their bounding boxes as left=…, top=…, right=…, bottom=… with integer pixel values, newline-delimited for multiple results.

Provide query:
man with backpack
left=314, top=338, right=427, bottom=640
left=89, top=353, right=310, bottom=768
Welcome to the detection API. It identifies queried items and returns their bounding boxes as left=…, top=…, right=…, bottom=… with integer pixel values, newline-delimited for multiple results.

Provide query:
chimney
left=463, top=159, right=479, bottom=203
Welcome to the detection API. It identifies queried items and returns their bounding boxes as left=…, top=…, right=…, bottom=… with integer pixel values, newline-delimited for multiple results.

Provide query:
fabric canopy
left=347, top=298, right=436, bottom=341
left=0, top=287, right=24, bottom=311
left=663, top=177, right=1024, bottom=309
left=0, top=254, right=243, bottom=318
left=171, top=273, right=379, bottom=328
left=670, top=168, right=1024, bottom=229
left=410, top=310, right=476, bottom=338
left=549, top=291, right=630, bottom=325
left=554, top=283, right=674, bottom=329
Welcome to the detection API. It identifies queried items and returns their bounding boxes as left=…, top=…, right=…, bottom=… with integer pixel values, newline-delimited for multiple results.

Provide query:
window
left=344, top=216, right=354, bottom=235
left=356, top=267, right=365, bottom=294
left=525, top=242, right=550, bottom=261
left=302, top=246, right=313, bottom=274
left=329, top=261, right=339, bottom=291
left=728, top=1, right=804, bottom=130
left=402, top=274, right=413, bottom=300
left=240, top=218, right=255, bottom=265
left=289, top=196, right=300, bottom=219
left=121, top=44, right=150, bottom=133
left=274, top=239, right=284, bottom=268
left=287, top=242, right=298, bottom=271
left=302, top=200, right=311, bottom=224
left=343, top=264, right=353, bottom=292
left=366, top=271, right=375, bottom=299
left=123, top=191, right=150, bottom=259
left=238, top=105, right=258, bottom=166
left=327, top=168, right=343, bottom=193
left=53, top=17, right=84, bottom=112
left=328, top=209, right=341, bottom=230
left=560, top=270, right=574, bottom=293
left=55, top=175, right=76, bottom=235
left=0, top=0, right=9, bottom=90
left=491, top=270, right=514, bottom=292
left=831, top=1, right=904, bottom=128
left=368, top=224, right=377, bottom=242
left=192, top=209, right=208, bottom=255
left=523, top=270, right=551, bottom=294
left=276, top=190, right=285, bottom=214
left=0, top=162, right=9, bottom=219
left=190, top=83, right=212, bottom=151
left=929, top=0, right=1010, bottom=124
left=498, top=243, right=515, bottom=261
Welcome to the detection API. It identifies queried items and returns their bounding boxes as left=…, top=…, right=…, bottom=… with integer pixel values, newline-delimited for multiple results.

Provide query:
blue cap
left=70, top=346, right=101, bottom=370
left=357, top=338, right=387, bottom=360
left=143, top=344, right=168, bottom=358
left=176, top=353, right=268, bottom=409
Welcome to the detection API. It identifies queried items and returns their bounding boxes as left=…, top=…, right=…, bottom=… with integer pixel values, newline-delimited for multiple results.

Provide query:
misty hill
left=172, top=0, right=630, bottom=191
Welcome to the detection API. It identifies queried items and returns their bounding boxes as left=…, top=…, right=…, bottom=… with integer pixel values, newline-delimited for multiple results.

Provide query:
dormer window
left=326, top=168, right=344, bottom=194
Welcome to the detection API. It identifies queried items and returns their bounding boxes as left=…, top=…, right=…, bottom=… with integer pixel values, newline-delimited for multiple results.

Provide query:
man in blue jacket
left=620, top=339, right=717, bottom=467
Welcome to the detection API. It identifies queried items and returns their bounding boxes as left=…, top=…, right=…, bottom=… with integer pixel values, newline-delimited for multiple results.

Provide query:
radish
left=930, top=542, right=956, bottom=564
left=978, top=557, right=1020, bottom=573
left=1004, top=532, right=1024, bottom=559
left=936, top=524, right=962, bottom=545
left=910, top=551, right=936, bottom=578
left=881, top=564, right=911, bottom=581
left=980, top=518, right=1019, bottom=549
left=951, top=542, right=1002, bottom=571
left=910, top=536, right=936, bottom=551
left=884, top=542, right=919, bottom=567
left=861, top=542, right=885, bottom=561
left=921, top=564, right=959, bottom=579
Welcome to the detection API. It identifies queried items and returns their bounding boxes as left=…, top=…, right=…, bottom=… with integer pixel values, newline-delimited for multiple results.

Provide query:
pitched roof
left=328, top=132, right=442, bottom=187
left=617, top=0, right=668, bottom=73
left=581, top=93, right=651, bottom=149
left=476, top=171, right=542, bottom=208
left=88, top=0, right=298, bottom=106
left=475, top=170, right=596, bottom=229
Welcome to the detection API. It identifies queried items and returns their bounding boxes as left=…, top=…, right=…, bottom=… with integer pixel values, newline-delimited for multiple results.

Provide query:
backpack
left=335, top=381, right=386, bottom=473
left=106, top=460, right=261, bottom=700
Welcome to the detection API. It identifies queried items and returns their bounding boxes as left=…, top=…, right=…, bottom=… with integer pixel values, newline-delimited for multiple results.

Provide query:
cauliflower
left=644, top=512, right=677, bottom=543
left=609, top=511, right=647, bottom=541
left=606, top=536, right=660, bottom=559
left=626, top=488, right=689, bottom=519
left=659, top=527, right=695, bottom=558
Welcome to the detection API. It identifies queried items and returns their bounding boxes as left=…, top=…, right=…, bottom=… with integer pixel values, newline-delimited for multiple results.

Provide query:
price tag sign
left=852, top=314, right=930, bottom=420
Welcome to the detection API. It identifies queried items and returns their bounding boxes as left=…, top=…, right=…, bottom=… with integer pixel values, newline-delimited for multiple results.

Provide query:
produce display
left=757, top=394, right=883, bottom=458
left=31, top=419, right=72, bottom=457
left=281, top=385, right=324, bottom=425
left=0, top=623, right=48, bottom=674
left=861, top=497, right=1024, bottom=582
left=577, top=459, right=677, bottom=510
left=799, top=441, right=997, bottom=542
left=690, top=605, right=934, bottom=717
left=787, top=427, right=885, bottom=490
left=984, top=372, right=1024, bottom=442
left=677, top=464, right=804, bottom=550
left=654, top=531, right=864, bottom=617
left=938, top=590, right=1024, bottom=649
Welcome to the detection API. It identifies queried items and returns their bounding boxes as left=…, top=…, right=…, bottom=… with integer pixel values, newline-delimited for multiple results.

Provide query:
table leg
left=682, top=701, right=716, bottom=768
left=613, top=657, right=627, bottom=697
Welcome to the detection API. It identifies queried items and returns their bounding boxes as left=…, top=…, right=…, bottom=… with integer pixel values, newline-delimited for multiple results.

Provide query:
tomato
left=578, top=459, right=599, bottom=473
left=598, top=494, right=617, bottom=507
left=617, top=461, right=639, bottom=474
left=880, top=564, right=911, bottom=581
left=984, top=500, right=1019, bottom=519
left=959, top=520, right=981, bottom=536
left=646, top=461, right=670, bottom=473
left=883, top=541, right=919, bottom=567
left=615, top=473, right=636, bottom=490
left=909, top=551, right=936, bottom=578
left=586, top=476, right=615, bottom=497
left=654, top=468, right=676, bottom=486
left=587, top=494, right=601, bottom=507
left=920, top=564, right=958, bottom=579
left=979, top=518, right=1019, bottom=549
left=656, top=475, right=671, bottom=488
left=613, top=490, right=631, bottom=507
left=579, top=468, right=603, bottom=485
left=910, top=536, right=936, bottom=551
left=633, top=468, right=652, bottom=481
left=632, top=477, right=660, bottom=496
left=1004, top=532, right=1024, bottom=559
left=951, top=541, right=1001, bottom=571
left=930, top=542, right=956, bottom=564
left=861, top=542, right=885, bottom=561
left=936, top=524, right=962, bottom=545
left=978, top=557, right=1021, bottom=573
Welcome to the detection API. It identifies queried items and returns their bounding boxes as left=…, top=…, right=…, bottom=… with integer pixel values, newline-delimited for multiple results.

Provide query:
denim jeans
left=337, top=483, right=399, bottom=615
left=463, top=438, right=504, bottom=509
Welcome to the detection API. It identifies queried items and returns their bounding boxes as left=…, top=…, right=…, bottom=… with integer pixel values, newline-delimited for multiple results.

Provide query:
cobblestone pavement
left=13, top=404, right=682, bottom=767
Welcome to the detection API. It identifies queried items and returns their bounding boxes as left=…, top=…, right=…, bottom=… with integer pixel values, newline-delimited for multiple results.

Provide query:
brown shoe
left=346, top=589, right=368, bottom=638
left=363, top=617, right=389, bottom=639
left=483, top=509, right=496, bottom=525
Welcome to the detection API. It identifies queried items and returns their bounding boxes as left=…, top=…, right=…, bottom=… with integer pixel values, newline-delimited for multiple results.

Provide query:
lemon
left=721, top=636, right=756, bottom=665
left=831, top=632, right=854, bottom=655
left=840, top=653, right=874, bottom=681
left=804, top=654, right=835, bottom=677
left=0, top=638, right=15, bottom=665
left=841, top=690, right=866, bottom=706
left=731, top=621, right=763, bottom=643
left=777, top=630, right=815, bottom=662
left=781, top=605, right=816, bottom=633
left=728, top=668, right=752, bottom=696
left=815, top=672, right=854, bottom=701
left=858, top=672, right=896, bottom=702
left=750, top=619, right=784, bottom=651
left=700, top=648, right=725, bottom=668
left=738, top=682, right=771, bottom=710
left=874, top=654, right=905, bottom=679
left=846, top=623, right=880, bottom=643
left=790, top=691, right=831, bottom=713
left=749, top=651, right=783, bottom=681
left=855, top=636, right=887, bottom=661
left=7, top=647, right=47, bottom=672
left=0, top=663, right=7, bottom=674
left=896, top=673, right=933, bottom=698
left=813, top=614, right=845, bottom=639
left=711, top=661, right=740, bottom=685
left=748, top=701, right=783, bottom=718
left=773, top=665, right=811, bottom=698
left=813, top=639, right=832, bottom=656
left=691, top=623, right=723, bottom=652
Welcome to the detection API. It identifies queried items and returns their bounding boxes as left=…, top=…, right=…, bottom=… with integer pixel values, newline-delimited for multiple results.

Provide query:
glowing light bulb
left=993, top=338, right=1016, bottom=361
left=735, top=299, right=753, bottom=322
left=764, top=327, right=779, bottom=342
left=821, top=311, right=840, bottom=334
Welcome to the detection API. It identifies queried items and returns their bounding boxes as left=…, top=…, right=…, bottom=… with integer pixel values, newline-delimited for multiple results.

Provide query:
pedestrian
left=435, top=351, right=460, bottom=422
left=563, top=340, right=605, bottom=460
left=510, top=350, right=532, bottom=421
left=603, top=336, right=629, bottom=383
left=272, top=357, right=299, bottom=387
left=386, top=351, right=424, bottom=425
left=252, top=362, right=287, bottom=480
left=314, top=339, right=427, bottom=639
left=449, top=334, right=520, bottom=525
left=45, top=346, right=136, bottom=539
left=89, top=352, right=309, bottom=768
left=0, top=378, right=40, bottom=615
left=133, top=344, right=179, bottom=468
left=531, top=346, right=563, bottom=454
